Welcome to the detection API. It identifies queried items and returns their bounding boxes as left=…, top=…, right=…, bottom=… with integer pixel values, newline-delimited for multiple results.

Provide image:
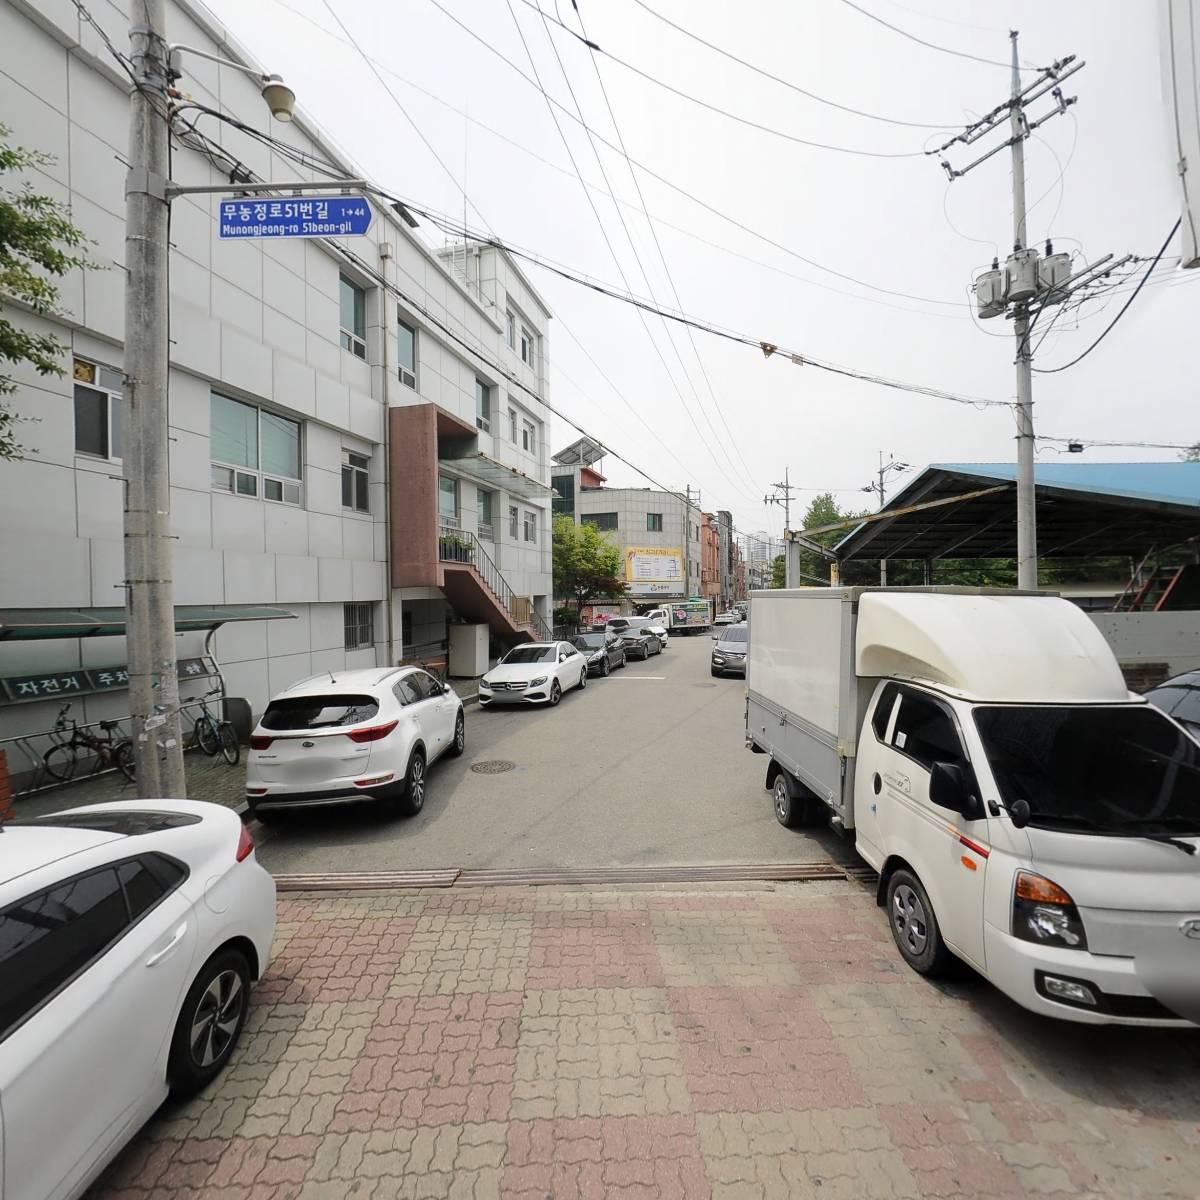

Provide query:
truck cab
left=747, top=587, right=1200, bottom=1027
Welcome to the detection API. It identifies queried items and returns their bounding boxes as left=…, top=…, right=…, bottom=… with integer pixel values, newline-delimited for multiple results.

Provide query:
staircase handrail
left=438, top=524, right=551, bottom=638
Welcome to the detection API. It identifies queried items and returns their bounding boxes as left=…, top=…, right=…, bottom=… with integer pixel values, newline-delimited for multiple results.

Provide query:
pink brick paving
left=88, top=880, right=1200, bottom=1199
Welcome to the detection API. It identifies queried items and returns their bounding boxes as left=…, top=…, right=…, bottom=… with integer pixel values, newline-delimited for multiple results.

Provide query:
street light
left=168, top=45, right=296, bottom=121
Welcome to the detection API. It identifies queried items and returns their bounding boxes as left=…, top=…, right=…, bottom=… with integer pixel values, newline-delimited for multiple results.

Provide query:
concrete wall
left=1090, top=612, right=1200, bottom=678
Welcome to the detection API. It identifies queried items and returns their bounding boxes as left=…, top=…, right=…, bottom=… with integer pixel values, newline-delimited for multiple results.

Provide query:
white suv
left=246, top=667, right=465, bottom=821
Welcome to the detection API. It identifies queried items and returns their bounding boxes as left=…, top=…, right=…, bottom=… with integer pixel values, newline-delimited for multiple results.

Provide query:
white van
left=746, top=587, right=1200, bottom=1027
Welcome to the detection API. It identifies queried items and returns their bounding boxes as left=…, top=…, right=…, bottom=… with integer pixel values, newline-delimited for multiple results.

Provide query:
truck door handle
left=146, top=922, right=188, bottom=966
left=873, top=773, right=882, bottom=795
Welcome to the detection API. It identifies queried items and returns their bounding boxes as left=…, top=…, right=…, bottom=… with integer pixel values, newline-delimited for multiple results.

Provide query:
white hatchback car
left=479, top=641, right=588, bottom=707
left=246, top=667, right=465, bottom=821
left=0, top=800, right=275, bottom=1200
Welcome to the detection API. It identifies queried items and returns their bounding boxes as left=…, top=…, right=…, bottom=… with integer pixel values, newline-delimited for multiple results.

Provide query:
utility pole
left=125, top=0, right=186, bottom=797
left=934, top=35, right=1086, bottom=592
left=862, top=452, right=909, bottom=586
left=763, top=468, right=797, bottom=585
left=684, top=485, right=700, bottom=599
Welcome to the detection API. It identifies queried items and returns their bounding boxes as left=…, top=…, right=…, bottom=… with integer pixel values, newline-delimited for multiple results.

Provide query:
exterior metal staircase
left=1112, top=564, right=1198, bottom=612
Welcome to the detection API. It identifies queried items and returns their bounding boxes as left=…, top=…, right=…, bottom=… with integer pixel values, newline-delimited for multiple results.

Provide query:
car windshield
left=502, top=645, right=556, bottom=664
left=619, top=629, right=644, bottom=639
left=261, top=694, right=379, bottom=730
left=720, top=627, right=748, bottom=644
left=573, top=634, right=605, bottom=650
left=973, top=704, right=1200, bottom=833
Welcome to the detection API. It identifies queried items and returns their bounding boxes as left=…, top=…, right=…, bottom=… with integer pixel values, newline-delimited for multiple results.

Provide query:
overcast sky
left=202, top=0, right=1197, bottom=538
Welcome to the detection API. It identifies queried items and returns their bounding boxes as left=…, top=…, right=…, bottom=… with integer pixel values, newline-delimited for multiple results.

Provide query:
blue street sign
left=218, top=195, right=373, bottom=239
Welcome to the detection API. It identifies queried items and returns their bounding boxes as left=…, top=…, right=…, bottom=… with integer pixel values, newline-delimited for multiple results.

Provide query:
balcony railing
left=438, top=524, right=553, bottom=641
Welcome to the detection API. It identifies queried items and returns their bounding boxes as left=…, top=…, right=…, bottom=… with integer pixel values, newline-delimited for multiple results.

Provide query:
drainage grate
left=470, top=759, right=516, bottom=775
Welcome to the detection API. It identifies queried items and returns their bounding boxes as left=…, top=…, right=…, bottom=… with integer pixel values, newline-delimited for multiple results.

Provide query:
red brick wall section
left=1122, top=662, right=1171, bottom=692
left=0, top=749, right=13, bottom=821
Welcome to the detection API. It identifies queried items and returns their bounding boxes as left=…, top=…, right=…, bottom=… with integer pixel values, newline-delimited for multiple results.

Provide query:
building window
left=646, top=512, right=663, bottom=532
left=552, top=473, right=575, bottom=517
left=475, top=379, right=491, bottom=432
left=438, top=474, right=459, bottom=526
left=72, top=358, right=125, bottom=461
left=339, top=274, right=366, bottom=359
left=397, top=314, right=416, bottom=388
left=342, top=450, right=370, bottom=513
left=344, top=602, right=374, bottom=651
left=477, top=488, right=493, bottom=537
left=522, top=420, right=536, bottom=456
left=520, top=325, right=535, bottom=369
left=523, top=510, right=537, bottom=543
left=509, top=504, right=518, bottom=539
left=210, top=393, right=302, bottom=504
left=582, top=512, right=618, bottom=531
left=506, top=310, right=516, bottom=349
left=508, top=408, right=518, bottom=442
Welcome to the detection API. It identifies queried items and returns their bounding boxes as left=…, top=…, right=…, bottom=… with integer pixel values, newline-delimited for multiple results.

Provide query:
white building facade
left=0, top=0, right=553, bottom=751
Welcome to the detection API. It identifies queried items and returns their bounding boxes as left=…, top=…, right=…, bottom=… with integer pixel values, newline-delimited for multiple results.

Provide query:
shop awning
left=439, top=450, right=553, bottom=501
left=0, top=605, right=297, bottom=641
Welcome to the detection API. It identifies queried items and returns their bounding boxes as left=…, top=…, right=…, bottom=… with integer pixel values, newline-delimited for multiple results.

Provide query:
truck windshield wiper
left=1110, top=818, right=1199, bottom=855
left=1020, top=810, right=1198, bottom=855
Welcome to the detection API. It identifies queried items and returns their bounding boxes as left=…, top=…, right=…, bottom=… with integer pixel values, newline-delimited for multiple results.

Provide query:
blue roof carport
left=0, top=605, right=297, bottom=641
left=833, top=462, right=1200, bottom=563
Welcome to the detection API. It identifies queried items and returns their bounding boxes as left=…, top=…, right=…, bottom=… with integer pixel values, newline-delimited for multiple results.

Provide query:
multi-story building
left=700, top=514, right=721, bottom=608
left=0, top=0, right=552, bottom=748
left=551, top=439, right=702, bottom=607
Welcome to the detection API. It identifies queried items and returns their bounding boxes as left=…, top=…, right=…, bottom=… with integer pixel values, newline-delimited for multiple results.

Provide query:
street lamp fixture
left=168, top=44, right=296, bottom=121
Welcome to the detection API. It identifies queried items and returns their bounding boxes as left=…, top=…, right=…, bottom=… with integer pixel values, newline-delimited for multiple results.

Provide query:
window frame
left=646, top=512, right=663, bottom=532
left=0, top=853, right=188, bottom=1044
left=72, top=359, right=124, bottom=462
left=509, top=504, right=519, bottom=539
left=523, top=509, right=537, bottom=544
left=506, top=310, right=516, bottom=350
left=343, top=601, right=374, bottom=651
left=438, top=474, right=460, bottom=526
left=520, top=325, right=535, bottom=369
left=888, top=685, right=967, bottom=773
left=396, top=313, right=417, bottom=388
left=522, top=420, right=536, bottom=456
left=477, top=487, right=494, bottom=535
left=210, top=393, right=303, bottom=506
left=508, top=408, right=518, bottom=443
left=475, top=378, right=491, bottom=432
left=582, top=512, right=618, bottom=532
left=339, top=274, right=367, bottom=359
left=341, top=449, right=370, bottom=514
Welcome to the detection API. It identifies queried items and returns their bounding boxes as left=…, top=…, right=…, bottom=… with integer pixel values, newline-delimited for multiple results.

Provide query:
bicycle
left=42, top=704, right=135, bottom=783
left=190, top=688, right=240, bottom=765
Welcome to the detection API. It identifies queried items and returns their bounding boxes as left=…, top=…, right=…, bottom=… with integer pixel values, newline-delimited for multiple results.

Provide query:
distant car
left=1145, top=669, right=1200, bottom=741
left=246, top=667, right=465, bottom=821
left=0, top=800, right=275, bottom=1200
left=714, top=611, right=738, bottom=626
left=601, top=618, right=631, bottom=635
left=572, top=631, right=627, bottom=676
left=480, top=641, right=588, bottom=707
left=711, top=622, right=749, bottom=677
left=617, top=627, right=662, bottom=660
left=625, top=616, right=669, bottom=648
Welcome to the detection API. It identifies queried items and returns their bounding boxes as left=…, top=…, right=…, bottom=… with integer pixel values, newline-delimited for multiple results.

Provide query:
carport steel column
left=124, top=0, right=187, bottom=797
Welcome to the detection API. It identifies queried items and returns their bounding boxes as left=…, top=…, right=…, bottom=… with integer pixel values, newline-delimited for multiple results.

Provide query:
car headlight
left=530, top=675, right=548, bottom=686
left=712, top=652, right=725, bottom=662
left=479, top=679, right=492, bottom=690
left=1012, top=871, right=1087, bottom=950
left=589, top=651, right=604, bottom=662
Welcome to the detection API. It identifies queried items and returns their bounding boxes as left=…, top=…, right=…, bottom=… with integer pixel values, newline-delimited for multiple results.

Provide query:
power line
left=839, top=0, right=1039, bottom=71
left=1038, top=434, right=1198, bottom=452
left=629, top=0, right=956, bottom=130
left=520, top=0, right=927, bottom=159
left=1033, top=218, right=1181, bottom=374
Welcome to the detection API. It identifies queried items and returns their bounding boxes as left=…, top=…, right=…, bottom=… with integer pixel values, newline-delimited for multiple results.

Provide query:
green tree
left=552, top=514, right=625, bottom=614
left=0, top=127, right=92, bottom=459
left=794, top=493, right=872, bottom=584
left=770, top=553, right=785, bottom=588
left=1183, top=444, right=1199, bottom=462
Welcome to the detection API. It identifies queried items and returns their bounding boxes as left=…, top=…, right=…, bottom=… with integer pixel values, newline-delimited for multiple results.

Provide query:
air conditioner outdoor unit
left=399, top=366, right=416, bottom=389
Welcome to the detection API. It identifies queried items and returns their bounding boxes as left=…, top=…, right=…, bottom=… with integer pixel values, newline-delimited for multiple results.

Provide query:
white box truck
left=645, top=601, right=712, bottom=636
left=746, top=587, right=1200, bottom=1027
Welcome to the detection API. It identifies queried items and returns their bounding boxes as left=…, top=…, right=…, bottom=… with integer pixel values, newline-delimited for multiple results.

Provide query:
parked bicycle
left=42, top=704, right=135, bottom=783
left=189, top=688, right=240, bottom=765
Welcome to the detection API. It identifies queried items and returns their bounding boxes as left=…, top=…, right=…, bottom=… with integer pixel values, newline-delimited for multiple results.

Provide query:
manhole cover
left=471, top=760, right=516, bottom=775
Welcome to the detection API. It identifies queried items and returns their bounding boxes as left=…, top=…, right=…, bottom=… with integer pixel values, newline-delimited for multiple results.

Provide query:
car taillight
left=250, top=735, right=274, bottom=750
left=346, top=719, right=399, bottom=744
left=236, top=823, right=255, bottom=862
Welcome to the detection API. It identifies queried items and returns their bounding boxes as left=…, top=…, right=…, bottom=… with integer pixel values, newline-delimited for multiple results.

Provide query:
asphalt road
left=255, top=633, right=854, bottom=875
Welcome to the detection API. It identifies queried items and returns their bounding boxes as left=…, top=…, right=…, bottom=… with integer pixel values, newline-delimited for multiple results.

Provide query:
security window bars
left=397, top=315, right=417, bottom=388
left=339, top=275, right=366, bottom=359
left=210, top=393, right=302, bottom=505
left=344, top=602, right=374, bottom=651
left=72, top=359, right=123, bottom=460
left=342, top=450, right=370, bottom=513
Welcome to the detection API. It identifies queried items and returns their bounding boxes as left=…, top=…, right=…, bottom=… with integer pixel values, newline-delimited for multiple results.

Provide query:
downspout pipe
left=379, top=239, right=396, bottom=667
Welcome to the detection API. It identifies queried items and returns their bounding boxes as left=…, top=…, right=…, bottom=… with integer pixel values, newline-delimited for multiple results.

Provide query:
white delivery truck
left=746, top=587, right=1200, bottom=1027
left=645, top=600, right=713, bottom=636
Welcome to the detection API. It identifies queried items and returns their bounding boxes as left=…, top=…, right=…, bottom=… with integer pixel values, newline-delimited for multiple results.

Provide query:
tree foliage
left=794, top=493, right=871, bottom=584
left=552, top=514, right=625, bottom=612
left=0, top=127, right=92, bottom=459
left=1183, top=443, right=1200, bottom=462
left=770, top=553, right=785, bottom=588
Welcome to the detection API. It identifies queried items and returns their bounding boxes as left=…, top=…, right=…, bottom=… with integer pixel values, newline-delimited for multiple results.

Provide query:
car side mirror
left=711, top=634, right=718, bottom=640
left=443, top=684, right=453, bottom=695
left=929, top=761, right=981, bottom=819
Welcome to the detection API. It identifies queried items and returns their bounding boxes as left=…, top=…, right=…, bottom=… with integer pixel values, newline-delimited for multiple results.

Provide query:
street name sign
left=219, top=195, right=372, bottom=239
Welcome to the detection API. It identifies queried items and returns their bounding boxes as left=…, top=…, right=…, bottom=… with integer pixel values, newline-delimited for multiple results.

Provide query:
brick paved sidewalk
left=90, top=880, right=1200, bottom=1199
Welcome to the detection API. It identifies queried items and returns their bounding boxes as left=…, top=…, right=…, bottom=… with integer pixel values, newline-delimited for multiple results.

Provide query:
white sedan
left=479, top=641, right=588, bottom=707
left=0, top=800, right=276, bottom=1200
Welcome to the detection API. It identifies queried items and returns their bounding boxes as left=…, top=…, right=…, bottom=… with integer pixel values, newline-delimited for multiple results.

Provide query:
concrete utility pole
left=125, top=0, right=187, bottom=797
left=763, top=468, right=797, bottom=585
left=862, top=452, right=909, bottom=586
left=934, top=35, right=1085, bottom=593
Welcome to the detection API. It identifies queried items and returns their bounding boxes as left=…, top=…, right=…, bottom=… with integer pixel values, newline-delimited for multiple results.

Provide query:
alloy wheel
left=454, top=714, right=464, bottom=752
left=409, top=755, right=425, bottom=810
left=189, top=969, right=244, bottom=1069
left=773, top=777, right=790, bottom=822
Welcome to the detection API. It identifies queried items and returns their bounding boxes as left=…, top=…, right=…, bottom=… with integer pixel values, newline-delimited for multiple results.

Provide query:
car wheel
left=549, top=680, right=562, bottom=706
left=388, top=748, right=427, bottom=817
left=447, top=709, right=466, bottom=757
left=886, top=869, right=955, bottom=977
left=600, top=657, right=610, bottom=677
left=168, top=948, right=251, bottom=1097
left=772, top=773, right=806, bottom=828
left=619, top=652, right=627, bottom=668
left=578, top=669, right=587, bottom=690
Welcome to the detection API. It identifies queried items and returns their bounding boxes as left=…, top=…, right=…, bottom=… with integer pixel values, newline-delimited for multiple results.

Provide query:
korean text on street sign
left=218, top=196, right=372, bottom=239
left=0, top=658, right=209, bottom=704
